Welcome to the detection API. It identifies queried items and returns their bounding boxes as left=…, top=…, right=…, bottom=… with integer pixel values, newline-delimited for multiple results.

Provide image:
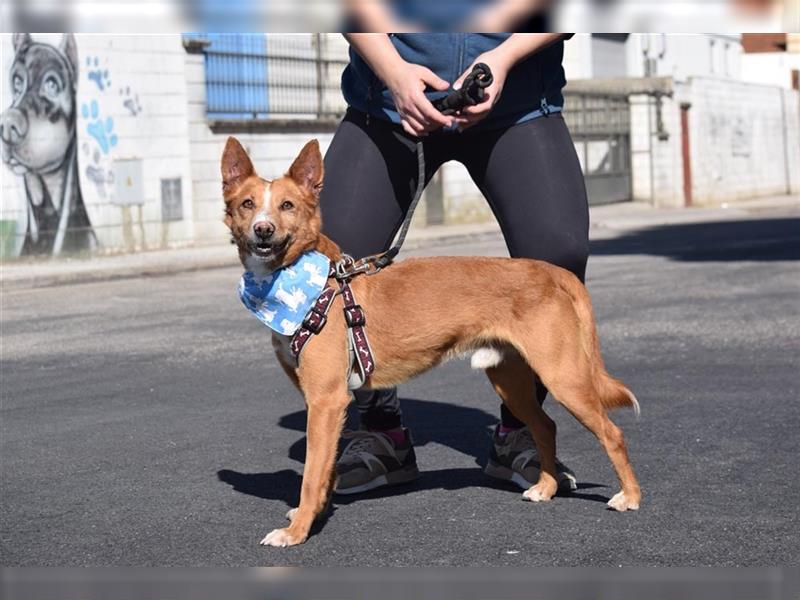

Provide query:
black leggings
left=321, top=108, right=589, bottom=430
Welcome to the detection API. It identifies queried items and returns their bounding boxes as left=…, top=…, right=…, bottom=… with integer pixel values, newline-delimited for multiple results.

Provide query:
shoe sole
left=333, top=465, right=420, bottom=496
left=484, top=459, right=577, bottom=493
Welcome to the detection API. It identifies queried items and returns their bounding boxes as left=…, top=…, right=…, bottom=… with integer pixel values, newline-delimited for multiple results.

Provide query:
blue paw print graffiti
left=86, top=56, right=111, bottom=91
left=82, top=100, right=118, bottom=155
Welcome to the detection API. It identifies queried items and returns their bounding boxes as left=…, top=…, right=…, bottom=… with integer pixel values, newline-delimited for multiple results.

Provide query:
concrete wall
left=630, top=76, right=799, bottom=208
left=1, top=34, right=193, bottom=258
left=629, top=91, right=685, bottom=208
left=686, top=77, right=799, bottom=204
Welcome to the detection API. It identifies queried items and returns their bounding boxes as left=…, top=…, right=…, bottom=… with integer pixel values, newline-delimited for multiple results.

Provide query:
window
left=184, top=34, right=348, bottom=122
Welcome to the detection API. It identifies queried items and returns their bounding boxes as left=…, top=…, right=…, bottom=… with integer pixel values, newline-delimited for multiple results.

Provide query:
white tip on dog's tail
left=597, top=372, right=641, bottom=419
left=470, top=348, right=504, bottom=370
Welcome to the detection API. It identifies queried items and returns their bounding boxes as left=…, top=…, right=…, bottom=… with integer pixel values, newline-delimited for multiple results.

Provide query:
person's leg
left=321, top=110, right=446, bottom=493
left=460, top=114, right=589, bottom=489
left=321, top=110, right=419, bottom=435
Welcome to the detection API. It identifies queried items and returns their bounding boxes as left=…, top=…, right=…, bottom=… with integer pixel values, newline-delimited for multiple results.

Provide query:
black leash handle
left=432, top=63, right=493, bottom=115
left=371, top=64, right=495, bottom=272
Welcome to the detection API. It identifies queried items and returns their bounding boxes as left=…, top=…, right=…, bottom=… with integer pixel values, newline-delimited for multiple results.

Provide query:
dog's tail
left=565, top=274, right=640, bottom=417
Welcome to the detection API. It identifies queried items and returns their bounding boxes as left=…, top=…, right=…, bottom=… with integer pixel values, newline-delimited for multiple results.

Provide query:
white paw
left=607, top=490, right=640, bottom=512
left=285, top=507, right=298, bottom=521
left=522, top=485, right=554, bottom=502
left=260, top=527, right=299, bottom=547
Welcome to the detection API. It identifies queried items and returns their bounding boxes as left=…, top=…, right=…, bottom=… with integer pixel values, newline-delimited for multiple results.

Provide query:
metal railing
left=187, top=34, right=349, bottom=121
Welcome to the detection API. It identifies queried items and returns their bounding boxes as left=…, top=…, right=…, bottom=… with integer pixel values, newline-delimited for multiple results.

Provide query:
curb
left=3, top=198, right=797, bottom=292
left=1, top=227, right=505, bottom=292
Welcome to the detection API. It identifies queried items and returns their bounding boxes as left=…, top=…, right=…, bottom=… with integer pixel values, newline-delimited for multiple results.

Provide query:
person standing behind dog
left=320, top=31, right=589, bottom=495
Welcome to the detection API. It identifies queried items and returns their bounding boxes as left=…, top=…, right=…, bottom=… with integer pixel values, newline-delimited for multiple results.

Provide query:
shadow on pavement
left=217, top=397, right=610, bottom=518
left=590, top=217, right=800, bottom=262
left=278, top=397, right=500, bottom=465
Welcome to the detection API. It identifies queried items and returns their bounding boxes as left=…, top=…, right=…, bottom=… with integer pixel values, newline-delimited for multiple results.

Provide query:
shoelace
left=339, top=429, right=396, bottom=465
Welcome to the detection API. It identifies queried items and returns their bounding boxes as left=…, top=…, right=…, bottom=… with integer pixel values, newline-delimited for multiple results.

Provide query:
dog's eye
left=280, top=200, right=294, bottom=211
left=241, top=198, right=254, bottom=209
left=41, top=73, right=61, bottom=98
left=12, top=73, right=24, bottom=96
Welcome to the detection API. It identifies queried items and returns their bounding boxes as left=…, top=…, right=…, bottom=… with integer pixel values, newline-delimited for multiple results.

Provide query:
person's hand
left=384, top=62, right=454, bottom=137
left=452, top=49, right=511, bottom=132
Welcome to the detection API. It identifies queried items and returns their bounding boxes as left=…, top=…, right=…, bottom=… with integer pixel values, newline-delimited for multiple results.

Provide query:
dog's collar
left=237, top=251, right=331, bottom=336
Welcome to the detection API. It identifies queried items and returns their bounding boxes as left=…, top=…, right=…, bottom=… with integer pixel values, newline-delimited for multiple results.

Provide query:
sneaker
left=333, top=428, right=420, bottom=495
left=484, top=425, right=578, bottom=492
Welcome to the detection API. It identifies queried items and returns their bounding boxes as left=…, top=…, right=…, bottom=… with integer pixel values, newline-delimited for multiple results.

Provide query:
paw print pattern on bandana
left=238, top=251, right=331, bottom=336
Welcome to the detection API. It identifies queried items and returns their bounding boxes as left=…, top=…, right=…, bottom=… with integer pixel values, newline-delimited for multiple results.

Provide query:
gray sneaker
left=333, top=428, right=420, bottom=495
left=484, top=425, right=577, bottom=492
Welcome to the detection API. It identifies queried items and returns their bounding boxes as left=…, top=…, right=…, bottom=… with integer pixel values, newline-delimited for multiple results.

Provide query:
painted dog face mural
left=1, top=33, right=96, bottom=256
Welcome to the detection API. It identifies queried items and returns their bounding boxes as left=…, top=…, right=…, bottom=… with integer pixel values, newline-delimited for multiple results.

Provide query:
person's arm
left=344, top=34, right=454, bottom=137
left=342, top=0, right=405, bottom=33
left=453, top=33, right=568, bottom=131
left=465, top=0, right=551, bottom=32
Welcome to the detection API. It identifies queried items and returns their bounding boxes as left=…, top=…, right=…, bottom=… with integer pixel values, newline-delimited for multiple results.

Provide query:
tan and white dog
left=222, top=137, right=641, bottom=548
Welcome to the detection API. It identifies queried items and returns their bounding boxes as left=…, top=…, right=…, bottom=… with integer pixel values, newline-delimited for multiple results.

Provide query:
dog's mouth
left=1, top=147, right=29, bottom=174
left=249, top=235, right=290, bottom=259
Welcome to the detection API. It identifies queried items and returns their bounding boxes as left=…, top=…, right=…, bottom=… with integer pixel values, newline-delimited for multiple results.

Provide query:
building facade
left=1, top=33, right=798, bottom=258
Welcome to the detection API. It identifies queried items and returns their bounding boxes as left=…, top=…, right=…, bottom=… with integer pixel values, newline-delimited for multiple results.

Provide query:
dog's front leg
left=260, top=391, right=349, bottom=547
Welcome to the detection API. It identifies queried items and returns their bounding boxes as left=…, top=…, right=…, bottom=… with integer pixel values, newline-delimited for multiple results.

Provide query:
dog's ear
left=221, top=137, right=255, bottom=194
left=60, top=34, right=79, bottom=81
left=13, top=34, right=32, bottom=52
left=287, top=139, right=323, bottom=202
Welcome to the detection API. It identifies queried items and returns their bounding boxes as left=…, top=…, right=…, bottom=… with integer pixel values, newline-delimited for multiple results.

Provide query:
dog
left=0, top=33, right=96, bottom=256
left=221, top=137, right=641, bottom=547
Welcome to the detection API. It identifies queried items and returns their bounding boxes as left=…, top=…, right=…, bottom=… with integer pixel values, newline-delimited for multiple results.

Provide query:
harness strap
left=339, top=279, right=375, bottom=388
left=289, top=285, right=337, bottom=362
left=288, top=274, right=376, bottom=389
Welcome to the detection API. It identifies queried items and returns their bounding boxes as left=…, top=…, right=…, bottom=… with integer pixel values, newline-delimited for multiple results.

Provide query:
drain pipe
left=680, top=102, right=693, bottom=207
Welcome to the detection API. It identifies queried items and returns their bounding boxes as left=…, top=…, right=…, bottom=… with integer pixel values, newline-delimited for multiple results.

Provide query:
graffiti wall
left=1, top=34, right=194, bottom=257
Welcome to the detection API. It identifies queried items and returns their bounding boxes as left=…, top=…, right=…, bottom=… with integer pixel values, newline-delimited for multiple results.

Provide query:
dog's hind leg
left=484, top=350, right=560, bottom=503
left=522, top=333, right=641, bottom=511
left=510, top=283, right=641, bottom=511
left=546, top=379, right=641, bottom=511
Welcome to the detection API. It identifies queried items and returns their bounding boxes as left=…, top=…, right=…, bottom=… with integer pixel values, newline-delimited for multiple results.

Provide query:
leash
left=288, top=64, right=496, bottom=386
left=345, top=63, right=495, bottom=276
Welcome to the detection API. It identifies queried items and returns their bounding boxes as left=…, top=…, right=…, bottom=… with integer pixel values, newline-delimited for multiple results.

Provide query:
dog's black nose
left=0, top=108, right=29, bottom=144
left=254, top=221, right=274, bottom=239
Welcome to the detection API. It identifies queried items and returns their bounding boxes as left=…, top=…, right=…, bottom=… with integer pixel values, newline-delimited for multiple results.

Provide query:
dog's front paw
left=607, top=490, right=640, bottom=512
left=285, top=507, right=298, bottom=521
left=522, top=481, right=556, bottom=503
left=260, top=527, right=306, bottom=547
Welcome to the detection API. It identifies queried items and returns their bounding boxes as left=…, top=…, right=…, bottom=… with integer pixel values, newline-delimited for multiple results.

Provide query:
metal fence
left=563, top=92, right=632, bottom=204
left=187, top=34, right=349, bottom=120
left=187, top=34, right=633, bottom=203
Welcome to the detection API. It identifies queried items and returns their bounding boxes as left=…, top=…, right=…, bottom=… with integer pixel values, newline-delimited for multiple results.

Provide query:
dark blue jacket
left=341, top=34, right=568, bottom=131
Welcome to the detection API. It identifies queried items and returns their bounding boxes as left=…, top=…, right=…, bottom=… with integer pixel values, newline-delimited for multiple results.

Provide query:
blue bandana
left=238, top=251, right=331, bottom=336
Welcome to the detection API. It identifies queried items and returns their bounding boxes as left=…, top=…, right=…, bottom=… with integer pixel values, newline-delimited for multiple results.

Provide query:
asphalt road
left=2, top=211, right=798, bottom=567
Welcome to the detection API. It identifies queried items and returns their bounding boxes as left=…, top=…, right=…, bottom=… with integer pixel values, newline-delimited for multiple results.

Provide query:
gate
left=563, top=92, right=631, bottom=205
